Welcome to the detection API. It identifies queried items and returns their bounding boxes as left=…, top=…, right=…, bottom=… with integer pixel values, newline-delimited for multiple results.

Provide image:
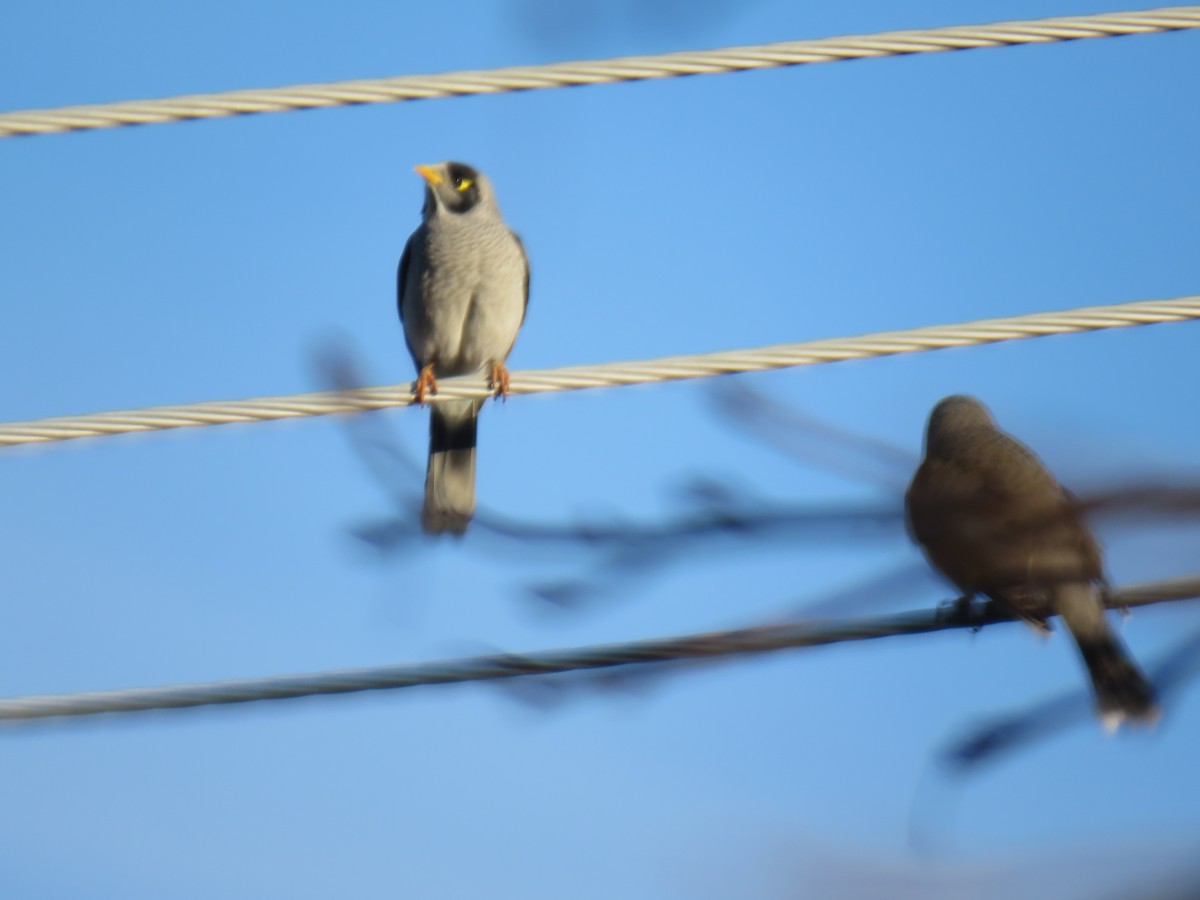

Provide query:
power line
left=1, top=294, right=1197, bottom=450
left=1, top=574, right=1195, bottom=725
left=2, top=6, right=1197, bottom=139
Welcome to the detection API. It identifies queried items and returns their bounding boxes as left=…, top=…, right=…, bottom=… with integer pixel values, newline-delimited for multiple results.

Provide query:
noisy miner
left=397, top=161, right=529, bottom=535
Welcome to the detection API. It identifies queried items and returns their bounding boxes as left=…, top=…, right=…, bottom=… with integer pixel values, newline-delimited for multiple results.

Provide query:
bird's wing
left=396, top=231, right=426, bottom=369
left=396, top=231, right=416, bottom=325
left=513, top=232, right=530, bottom=327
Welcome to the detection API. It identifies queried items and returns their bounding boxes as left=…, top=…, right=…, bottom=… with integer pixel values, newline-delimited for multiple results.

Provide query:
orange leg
left=414, top=362, right=438, bottom=406
left=489, top=361, right=511, bottom=401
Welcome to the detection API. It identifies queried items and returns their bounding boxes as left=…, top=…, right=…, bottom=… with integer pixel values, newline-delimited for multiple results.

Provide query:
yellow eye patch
left=455, top=178, right=473, bottom=193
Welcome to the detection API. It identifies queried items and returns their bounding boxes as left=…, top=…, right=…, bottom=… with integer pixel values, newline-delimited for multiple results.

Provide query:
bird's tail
left=1054, top=582, right=1160, bottom=729
left=423, top=400, right=480, bottom=535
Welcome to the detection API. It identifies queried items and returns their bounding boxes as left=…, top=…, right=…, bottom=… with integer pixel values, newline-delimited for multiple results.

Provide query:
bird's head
left=414, top=161, right=494, bottom=217
left=923, top=394, right=997, bottom=455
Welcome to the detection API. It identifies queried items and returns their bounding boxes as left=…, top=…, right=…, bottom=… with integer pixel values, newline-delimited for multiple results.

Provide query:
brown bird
left=905, top=395, right=1158, bottom=729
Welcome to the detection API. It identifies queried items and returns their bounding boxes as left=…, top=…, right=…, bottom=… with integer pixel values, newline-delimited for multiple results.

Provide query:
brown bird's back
left=905, top=395, right=1157, bottom=727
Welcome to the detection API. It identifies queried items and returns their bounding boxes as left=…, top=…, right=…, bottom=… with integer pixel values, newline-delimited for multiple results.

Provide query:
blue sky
left=1, top=1, right=1199, bottom=897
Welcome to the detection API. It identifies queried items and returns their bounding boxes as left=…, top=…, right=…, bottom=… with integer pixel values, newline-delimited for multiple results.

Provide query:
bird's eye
left=455, top=176, right=473, bottom=193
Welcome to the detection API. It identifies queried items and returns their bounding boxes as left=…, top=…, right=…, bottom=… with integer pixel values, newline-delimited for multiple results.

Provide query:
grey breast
left=405, top=216, right=526, bottom=377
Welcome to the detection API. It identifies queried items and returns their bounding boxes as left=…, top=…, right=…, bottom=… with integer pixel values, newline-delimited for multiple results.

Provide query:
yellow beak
left=414, top=164, right=443, bottom=186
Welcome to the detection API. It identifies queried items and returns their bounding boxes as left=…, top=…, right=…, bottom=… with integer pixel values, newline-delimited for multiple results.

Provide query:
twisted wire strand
left=2, top=7, right=1198, bottom=138
left=1, top=574, right=1195, bottom=724
left=1, top=295, right=1198, bottom=450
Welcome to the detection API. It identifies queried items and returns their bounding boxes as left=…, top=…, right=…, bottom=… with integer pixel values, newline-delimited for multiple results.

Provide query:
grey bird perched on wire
left=397, top=161, right=529, bottom=534
left=905, top=395, right=1159, bottom=729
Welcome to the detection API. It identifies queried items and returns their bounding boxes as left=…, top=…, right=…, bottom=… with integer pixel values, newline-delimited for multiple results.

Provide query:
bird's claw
left=414, top=364, right=438, bottom=406
left=489, top=362, right=511, bottom=401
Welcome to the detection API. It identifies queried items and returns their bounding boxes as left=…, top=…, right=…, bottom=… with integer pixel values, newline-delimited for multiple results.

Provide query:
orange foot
left=414, top=363, right=438, bottom=406
left=488, top=362, right=511, bottom=401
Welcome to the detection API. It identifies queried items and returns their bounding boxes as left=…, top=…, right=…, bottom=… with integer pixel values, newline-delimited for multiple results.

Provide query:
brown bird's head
left=923, top=394, right=997, bottom=458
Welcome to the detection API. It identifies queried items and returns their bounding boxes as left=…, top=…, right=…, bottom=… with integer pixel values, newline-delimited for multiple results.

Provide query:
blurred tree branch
left=321, top=345, right=1200, bottom=617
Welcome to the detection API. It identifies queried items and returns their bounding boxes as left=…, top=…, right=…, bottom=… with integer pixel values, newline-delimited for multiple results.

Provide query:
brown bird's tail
left=423, top=400, right=479, bottom=535
left=1054, top=582, right=1160, bottom=729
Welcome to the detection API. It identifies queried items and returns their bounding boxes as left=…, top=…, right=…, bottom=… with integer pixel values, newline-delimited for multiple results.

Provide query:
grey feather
left=424, top=400, right=479, bottom=535
left=397, top=162, right=528, bottom=535
left=905, top=395, right=1158, bottom=726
